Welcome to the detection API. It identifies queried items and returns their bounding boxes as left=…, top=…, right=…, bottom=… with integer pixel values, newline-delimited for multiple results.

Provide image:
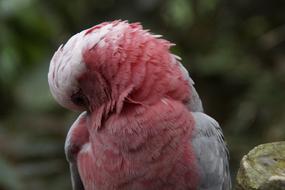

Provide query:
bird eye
left=71, top=90, right=89, bottom=107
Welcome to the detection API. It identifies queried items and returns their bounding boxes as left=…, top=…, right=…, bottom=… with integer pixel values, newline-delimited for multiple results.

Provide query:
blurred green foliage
left=0, top=0, right=284, bottom=189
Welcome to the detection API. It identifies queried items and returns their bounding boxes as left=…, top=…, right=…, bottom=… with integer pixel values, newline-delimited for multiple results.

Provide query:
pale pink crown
left=48, top=21, right=130, bottom=110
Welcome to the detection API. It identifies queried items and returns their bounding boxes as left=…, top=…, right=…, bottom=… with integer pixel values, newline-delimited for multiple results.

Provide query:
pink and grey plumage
left=48, top=20, right=231, bottom=190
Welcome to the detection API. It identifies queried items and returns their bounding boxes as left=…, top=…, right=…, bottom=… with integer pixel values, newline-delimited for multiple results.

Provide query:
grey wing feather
left=188, top=83, right=203, bottom=112
left=69, top=162, right=85, bottom=190
left=191, top=112, right=231, bottom=190
left=65, top=130, right=85, bottom=190
left=176, top=61, right=203, bottom=112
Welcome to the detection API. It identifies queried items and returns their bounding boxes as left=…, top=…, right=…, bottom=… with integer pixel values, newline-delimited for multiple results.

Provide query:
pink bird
left=48, top=20, right=231, bottom=190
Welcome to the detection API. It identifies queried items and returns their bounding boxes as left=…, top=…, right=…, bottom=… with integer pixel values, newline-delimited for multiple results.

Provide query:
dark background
left=0, top=0, right=285, bottom=189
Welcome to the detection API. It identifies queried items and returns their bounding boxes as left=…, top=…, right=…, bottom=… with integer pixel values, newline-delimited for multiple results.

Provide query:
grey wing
left=65, top=126, right=85, bottom=190
left=188, top=82, right=203, bottom=112
left=65, top=142, right=85, bottom=190
left=191, top=112, right=231, bottom=190
left=68, top=162, right=85, bottom=190
left=175, top=60, right=203, bottom=112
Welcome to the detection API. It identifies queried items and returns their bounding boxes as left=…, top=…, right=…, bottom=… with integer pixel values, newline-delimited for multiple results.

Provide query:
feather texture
left=49, top=21, right=231, bottom=190
left=191, top=112, right=231, bottom=190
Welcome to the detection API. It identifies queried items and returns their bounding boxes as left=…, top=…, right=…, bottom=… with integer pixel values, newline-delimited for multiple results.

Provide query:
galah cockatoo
left=48, top=20, right=231, bottom=190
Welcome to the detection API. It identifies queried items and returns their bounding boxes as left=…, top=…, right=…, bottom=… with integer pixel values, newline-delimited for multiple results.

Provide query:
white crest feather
left=48, top=22, right=129, bottom=110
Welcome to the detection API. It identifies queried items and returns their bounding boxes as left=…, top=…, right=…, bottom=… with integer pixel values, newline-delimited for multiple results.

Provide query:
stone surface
left=236, top=141, right=285, bottom=190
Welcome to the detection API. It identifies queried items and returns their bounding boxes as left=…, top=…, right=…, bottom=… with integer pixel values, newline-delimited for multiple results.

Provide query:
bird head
left=48, top=20, right=191, bottom=117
